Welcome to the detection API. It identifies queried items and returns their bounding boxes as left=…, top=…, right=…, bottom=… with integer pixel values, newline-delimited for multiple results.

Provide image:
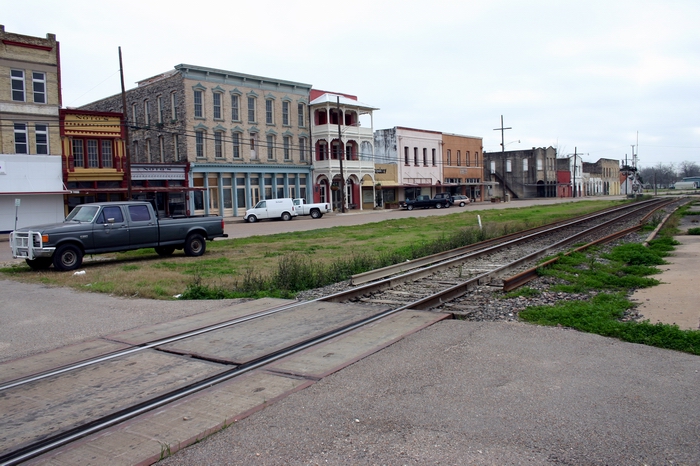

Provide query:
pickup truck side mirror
left=107, top=218, right=115, bottom=224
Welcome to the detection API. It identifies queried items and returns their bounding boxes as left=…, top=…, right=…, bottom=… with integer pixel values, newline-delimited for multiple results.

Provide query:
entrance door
left=250, top=187, right=260, bottom=207
left=93, top=205, right=129, bottom=252
left=320, top=185, right=327, bottom=203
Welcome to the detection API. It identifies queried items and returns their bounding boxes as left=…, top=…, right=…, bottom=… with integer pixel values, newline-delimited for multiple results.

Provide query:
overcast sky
left=4, top=0, right=699, bottom=169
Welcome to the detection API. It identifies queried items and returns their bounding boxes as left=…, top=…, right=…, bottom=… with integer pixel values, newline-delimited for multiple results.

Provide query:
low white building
left=0, top=155, right=68, bottom=232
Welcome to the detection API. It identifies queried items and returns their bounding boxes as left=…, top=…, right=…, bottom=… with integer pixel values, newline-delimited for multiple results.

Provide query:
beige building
left=0, top=25, right=61, bottom=156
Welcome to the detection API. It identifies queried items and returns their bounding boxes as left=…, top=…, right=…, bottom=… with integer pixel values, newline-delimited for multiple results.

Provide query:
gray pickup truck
left=10, top=201, right=228, bottom=271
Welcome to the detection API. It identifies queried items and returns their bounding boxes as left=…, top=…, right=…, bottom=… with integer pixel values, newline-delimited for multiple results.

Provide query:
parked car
left=451, top=195, right=471, bottom=207
left=10, top=201, right=227, bottom=271
left=292, top=198, right=331, bottom=218
left=401, top=195, right=451, bottom=210
left=244, top=198, right=298, bottom=223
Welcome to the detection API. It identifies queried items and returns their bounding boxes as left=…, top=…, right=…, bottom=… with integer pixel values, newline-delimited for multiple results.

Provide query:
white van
left=244, top=198, right=297, bottom=223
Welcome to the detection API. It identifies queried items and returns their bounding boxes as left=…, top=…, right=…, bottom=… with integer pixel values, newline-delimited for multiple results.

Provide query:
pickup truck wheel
left=53, top=244, right=83, bottom=271
left=281, top=212, right=292, bottom=221
left=26, top=258, right=52, bottom=270
left=435, top=203, right=443, bottom=209
left=155, top=246, right=175, bottom=256
left=246, top=215, right=257, bottom=223
left=310, top=209, right=322, bottom=219
left=407, top=204, right=414, bottom=211
left=184, top=233, right=206, bottom=257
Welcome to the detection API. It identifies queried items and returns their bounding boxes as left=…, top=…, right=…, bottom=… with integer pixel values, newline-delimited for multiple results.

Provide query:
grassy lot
left=516, top=204, right=700, bottom=355
left=1, top=199, right=623, bottom=299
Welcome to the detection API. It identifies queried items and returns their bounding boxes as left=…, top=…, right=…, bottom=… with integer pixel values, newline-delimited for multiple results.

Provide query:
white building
left=0, top=155, right=67, bottom=231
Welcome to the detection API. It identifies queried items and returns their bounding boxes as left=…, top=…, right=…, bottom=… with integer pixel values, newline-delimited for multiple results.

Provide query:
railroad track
left=0, top=198, right=679, bottom=465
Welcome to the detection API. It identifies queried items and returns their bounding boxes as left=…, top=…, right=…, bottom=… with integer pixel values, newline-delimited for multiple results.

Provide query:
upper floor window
left=231, top=94, right=240, bottom=121
left=170, top=92, right=178, bottom=121
left=14, top=123, right=28, bottom=153
left=537, top=157, right=543, bottom=170
left=299, top=137, right=306, bottom=161
left=447, top=149, right=452, bottom=166
left=248, top=97, right=256, bottom=123
left=195, top=130, right=205, bottom=158
left=523, top=158, right=529, bottom=171
left=404, top=146, right=409, bottom=165
left=475, top=152, right=479, bottom=166
left=145, top=139, right=152, bottom=162
left=173, top=134, right=180, bottom=159
left=250, top=133, right=258, bottom=159
left=414, top=147, right=419, bottom=166
left=11, top=70, right=25, bottom=102
left=298, top=103, right=305, bottom=127
left=506, top=159, right=512, bottom=172
left=423, top=148, right=428, bottom=166
left=35, top=124, right=48, bottom=154
left=214, top=131, right=224, bottom=158
left=131, top=103, right=137, bottom=125
left=283, top=136, right=291, bottom=160
left=232, top=132, right=241, bottom=158
left=144, top=100, right=150, bottom=126
left=466, top=151, right=470, bottom=167
left=157, top=95, right=164, bottom=124
left=457, top=150, right=461, bottom=166
left=266, top=134, right=275, bottom=159
left=213, top=92, right=222, bottom=120
left=432, top=148, right=436, bottom=166
left=158, top=136, right=165, bottom=162
left=282, top=101, right=290, bottom=126
left=266, top=99, right=274, bottom=124
left=194, top=90, right=203, bottom=118
left=32, top=72, right=46, bottom=104
left=72, top=138, right=114, bottom=168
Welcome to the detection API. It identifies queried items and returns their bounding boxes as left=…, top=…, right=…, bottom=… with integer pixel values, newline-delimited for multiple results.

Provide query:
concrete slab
left=631, top=234, right=700, bottom=330
left=269, top=309, right=450, bottom=378
left=108, top=297, right=295, bottom=345
left=159, top=301, right=388, bottom=364
left=0, top=339, right=130, bottom=384
left=26, top=310, right=447, bottom=466
left=0, top=350, right=226, bottom=455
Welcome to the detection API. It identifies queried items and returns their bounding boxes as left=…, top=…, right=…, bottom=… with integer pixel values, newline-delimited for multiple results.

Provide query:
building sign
left=131, top=165, right=186, bottom=180
left=62, top=113, right=122, bottom=137
left=375, top=168, right=387, bottom=174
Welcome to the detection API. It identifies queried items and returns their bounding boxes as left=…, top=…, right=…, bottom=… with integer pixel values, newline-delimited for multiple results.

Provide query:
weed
left=687, top=227, right=700, bottom=235
left=502, top=286, right=541, bottom=299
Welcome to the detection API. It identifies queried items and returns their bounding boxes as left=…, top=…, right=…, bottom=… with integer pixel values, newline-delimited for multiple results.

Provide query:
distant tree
left=638, top=163, right=677, bottom=188
left=678, top=160, right=700, bottom=178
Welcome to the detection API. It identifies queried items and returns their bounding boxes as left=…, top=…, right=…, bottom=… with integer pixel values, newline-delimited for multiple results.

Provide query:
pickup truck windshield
left=65, top=205, right=100, bottom=223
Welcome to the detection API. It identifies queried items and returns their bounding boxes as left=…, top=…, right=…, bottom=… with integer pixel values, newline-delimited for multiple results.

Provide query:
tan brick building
left=441, top=133, right=485, bottom=202
left=0, top=25, right=61, bottom=156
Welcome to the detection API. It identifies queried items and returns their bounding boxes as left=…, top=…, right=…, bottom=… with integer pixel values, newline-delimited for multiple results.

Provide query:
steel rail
left=502, top=198, right=679, bottom=291
left=350, top=198, right=663, bottom=285
left=323, top=199, right=664, bottom=303
left=0, top=299, right=312, bottom=392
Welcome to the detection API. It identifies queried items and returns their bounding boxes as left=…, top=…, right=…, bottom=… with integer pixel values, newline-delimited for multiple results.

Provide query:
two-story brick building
left=441, top=133, right=485, bottom=202
left=82, top=64, right=313, bottom=217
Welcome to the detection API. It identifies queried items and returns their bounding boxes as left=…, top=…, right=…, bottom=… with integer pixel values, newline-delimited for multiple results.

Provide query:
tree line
left=637, top=161, right=700, bottom=187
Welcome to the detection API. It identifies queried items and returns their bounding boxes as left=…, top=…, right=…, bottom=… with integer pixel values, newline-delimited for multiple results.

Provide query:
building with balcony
left=374, top=127, right=443, bottom=204
left=82, top=65, right=313, bottom=217
left=310, top=90, right=378, bottom=210
left=442, top=133, right=485, bottom=202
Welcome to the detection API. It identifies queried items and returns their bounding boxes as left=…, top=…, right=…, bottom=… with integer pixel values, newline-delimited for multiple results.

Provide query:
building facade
left=59, top=109, right=128, bottom=213
left=309, top=90, right=378, bottom=210
left=582, top=158, right=620, bottom=196
left=82, top=64, right=313, bottom=217
left=374, top=127, right=443, bottom=204
left=484, top=147, right=558, bottom=199
left=1, top=25, right=66, bottom=229
left=441, top=133, right=485, bottom=202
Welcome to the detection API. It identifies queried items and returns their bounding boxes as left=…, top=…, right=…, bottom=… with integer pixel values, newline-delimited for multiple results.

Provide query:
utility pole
left=493, top=115, right=511, bottom=200
left=337, top=97, right=346, bottom=213
left=572, top=147, right=577, bottom=198
left=119, top=47, right=132, bottom=200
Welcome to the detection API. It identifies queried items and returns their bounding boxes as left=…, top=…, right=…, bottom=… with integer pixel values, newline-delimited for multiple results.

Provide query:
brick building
left=441, top=133, right=485, bottom=202
left=81, top=64, right=313, bottom=217
left=484, top=147, right=558, bottom=199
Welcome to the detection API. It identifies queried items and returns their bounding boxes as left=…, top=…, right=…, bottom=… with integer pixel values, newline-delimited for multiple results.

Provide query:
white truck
left=244, top=198, right=298, bottom=223
left=293, top=198, right=332, bottom=219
